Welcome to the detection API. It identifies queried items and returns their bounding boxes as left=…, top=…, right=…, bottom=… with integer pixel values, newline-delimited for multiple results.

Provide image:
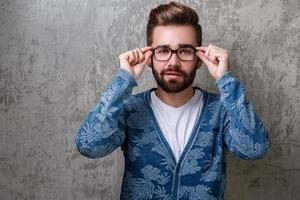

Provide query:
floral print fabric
left=75, top=68, right=271, bottom=200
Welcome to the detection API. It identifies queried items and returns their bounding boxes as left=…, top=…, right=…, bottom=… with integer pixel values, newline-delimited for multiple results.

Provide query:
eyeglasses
left=152, top=45, right=196, bottom=61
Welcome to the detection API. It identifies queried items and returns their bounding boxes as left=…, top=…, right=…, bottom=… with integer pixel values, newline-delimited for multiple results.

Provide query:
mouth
left=164, top=72, right=183, bottom=76
left=163, top=73, right=183, bottom=80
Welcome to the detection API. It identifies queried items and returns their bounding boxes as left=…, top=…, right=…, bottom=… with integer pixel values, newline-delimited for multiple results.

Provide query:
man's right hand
left=118, top=46, right=153, bottom=80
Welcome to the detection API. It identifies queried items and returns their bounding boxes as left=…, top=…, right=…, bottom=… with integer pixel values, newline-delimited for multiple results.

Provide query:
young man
left=75, top=2, right=270, bottom=199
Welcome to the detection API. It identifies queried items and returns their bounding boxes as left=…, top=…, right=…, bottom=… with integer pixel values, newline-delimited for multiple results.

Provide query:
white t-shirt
left=150, top=89, right=203, bottom=162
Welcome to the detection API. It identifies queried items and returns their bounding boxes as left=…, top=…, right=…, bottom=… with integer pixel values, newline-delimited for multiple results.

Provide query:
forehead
left=152, top=25, right=197, bottom=48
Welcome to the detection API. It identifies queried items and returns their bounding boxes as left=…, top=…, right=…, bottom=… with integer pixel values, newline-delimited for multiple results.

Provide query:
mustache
left=161, top=69, right=186, bottom=76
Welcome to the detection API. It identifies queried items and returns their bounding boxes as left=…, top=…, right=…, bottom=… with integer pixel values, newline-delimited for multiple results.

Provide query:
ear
left=147, top=56, right=153, bottom=68
left=196, top=58, right=202, bottom=69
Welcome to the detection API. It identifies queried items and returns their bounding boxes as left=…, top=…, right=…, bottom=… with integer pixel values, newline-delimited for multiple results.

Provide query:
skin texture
left=118, top=25, right=230, bottom=107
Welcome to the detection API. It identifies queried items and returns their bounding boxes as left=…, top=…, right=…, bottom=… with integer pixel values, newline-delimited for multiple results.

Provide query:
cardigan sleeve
left=215, top=71, right=271, bottom=160
left=75, top=68, right=137, bottom=159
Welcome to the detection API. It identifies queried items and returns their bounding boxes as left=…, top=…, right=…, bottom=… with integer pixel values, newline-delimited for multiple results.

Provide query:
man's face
left=148, top=25, right=201, bottom=93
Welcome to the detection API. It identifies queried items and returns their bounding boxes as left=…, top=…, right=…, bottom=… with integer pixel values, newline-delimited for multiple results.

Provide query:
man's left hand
left=196, top=44, right=230, bottom=80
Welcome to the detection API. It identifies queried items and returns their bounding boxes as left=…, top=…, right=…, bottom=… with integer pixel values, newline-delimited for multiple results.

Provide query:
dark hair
left=146, top=1, right=202, bottom=46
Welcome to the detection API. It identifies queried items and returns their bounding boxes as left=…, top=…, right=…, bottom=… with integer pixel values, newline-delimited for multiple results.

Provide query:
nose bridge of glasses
left=169, top=49, right=181, bottom=60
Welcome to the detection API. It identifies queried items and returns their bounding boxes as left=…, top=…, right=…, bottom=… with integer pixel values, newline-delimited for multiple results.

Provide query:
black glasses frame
left=152, top=46, right=197, bottom=61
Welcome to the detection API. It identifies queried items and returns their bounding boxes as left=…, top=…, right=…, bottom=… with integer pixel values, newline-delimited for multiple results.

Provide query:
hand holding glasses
left=196, top=44, right=230, bottom=80
left=119, top=46, right=153, bottom=80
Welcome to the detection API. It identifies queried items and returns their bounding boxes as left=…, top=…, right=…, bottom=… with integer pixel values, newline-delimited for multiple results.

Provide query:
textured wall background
left=0, top=0, right=299, bottom=199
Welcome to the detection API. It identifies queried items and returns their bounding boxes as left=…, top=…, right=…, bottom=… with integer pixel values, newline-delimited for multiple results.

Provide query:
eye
left=179, top=48, right=193, bottom=54
left=156, top=48, right=170, bottom=54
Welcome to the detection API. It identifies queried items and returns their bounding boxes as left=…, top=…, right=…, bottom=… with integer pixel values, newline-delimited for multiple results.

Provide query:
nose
left=168, top=51, right=181, bottom=65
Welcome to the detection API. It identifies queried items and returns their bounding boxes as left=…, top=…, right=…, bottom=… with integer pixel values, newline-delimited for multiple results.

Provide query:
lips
left=164, top=72, right=182, bottom=76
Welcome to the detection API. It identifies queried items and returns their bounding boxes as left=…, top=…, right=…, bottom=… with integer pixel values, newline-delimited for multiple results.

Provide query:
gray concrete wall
left=0, top=0, right=299, bottom=199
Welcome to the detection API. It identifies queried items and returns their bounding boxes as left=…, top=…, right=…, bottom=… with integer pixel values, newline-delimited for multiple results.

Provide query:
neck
left=155, top=85, right=195, bottom=108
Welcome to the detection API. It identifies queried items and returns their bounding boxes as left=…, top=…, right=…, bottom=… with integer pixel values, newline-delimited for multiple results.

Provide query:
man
left=75, top=2, right=270, bottom=199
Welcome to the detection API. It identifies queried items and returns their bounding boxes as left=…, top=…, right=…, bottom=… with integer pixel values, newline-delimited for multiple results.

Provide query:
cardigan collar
left=143, top=86, right=209, bottom=166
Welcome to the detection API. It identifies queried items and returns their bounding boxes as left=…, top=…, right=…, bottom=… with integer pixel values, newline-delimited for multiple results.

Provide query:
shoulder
left=194, top=86, right=220, bottom=104
left=195, top=87, right=226, bottom=116
left=123, top=89, right=152, bottom=111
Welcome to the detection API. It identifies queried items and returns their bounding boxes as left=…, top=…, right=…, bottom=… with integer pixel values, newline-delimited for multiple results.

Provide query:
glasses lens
left=154, top=47, right=171, bottom=61
left=178, top=48, right=195, bottom=61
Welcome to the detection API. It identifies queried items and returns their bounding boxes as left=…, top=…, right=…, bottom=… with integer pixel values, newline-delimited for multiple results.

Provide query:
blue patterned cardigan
left=75, top=68, right=271, bottom=200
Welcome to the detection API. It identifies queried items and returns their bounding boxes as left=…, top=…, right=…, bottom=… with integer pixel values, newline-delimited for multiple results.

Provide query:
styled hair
left=146, top=1, right=202, bottom=46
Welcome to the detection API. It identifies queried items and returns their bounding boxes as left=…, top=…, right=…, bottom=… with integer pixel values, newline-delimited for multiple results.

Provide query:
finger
left=144, top=50, right=153, bottom=60
left=205, top=46, right=211, bottom=58
left=128, top=51, right=135, bottom=64
left=208, top=44, right=227, bottom=53
left=204, top=47, right=224, bottom=61
left=140, top=46, right=153, bottom=53
left=134, top=49, right=140, bottom=63
left=196, top=46, right=207, bottom=52
left=209, top=50, right=228, bottom=62
left=196, top=47, right=206, bottom=55
left=196, top=51, right=215, bottom=68
left=209, top=51, right=219, bottom=63
left=197, top=51, right=218, bottom=77
left=131, top=50, right=139, bottom=65
left=140, top=50, right=153, bottom=65
left=137, top=48, right=145, bottom=62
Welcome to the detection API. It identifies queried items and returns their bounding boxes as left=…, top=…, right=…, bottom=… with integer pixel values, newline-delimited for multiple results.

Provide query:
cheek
left=182, top=60, right=198, bottom=72
left=152, top=61, right=165, bottom=73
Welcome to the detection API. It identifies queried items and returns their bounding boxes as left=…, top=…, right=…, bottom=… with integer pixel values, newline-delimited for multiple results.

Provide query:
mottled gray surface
left=0, top=0, right=299, bottom=199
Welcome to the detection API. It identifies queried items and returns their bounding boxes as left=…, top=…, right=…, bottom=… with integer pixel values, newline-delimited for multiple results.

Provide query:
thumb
left=134, top=51, right=153, bottom=80
left=197, top=51, right=215, bottom=70
left=141, top=50, right=153, bottom=66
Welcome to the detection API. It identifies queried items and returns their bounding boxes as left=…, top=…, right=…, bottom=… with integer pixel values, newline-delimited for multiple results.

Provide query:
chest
left=123, top=95, right=225, bottom=172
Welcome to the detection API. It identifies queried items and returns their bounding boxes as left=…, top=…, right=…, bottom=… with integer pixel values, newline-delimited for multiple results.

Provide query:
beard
left=151, top=60, right=197, bottom=93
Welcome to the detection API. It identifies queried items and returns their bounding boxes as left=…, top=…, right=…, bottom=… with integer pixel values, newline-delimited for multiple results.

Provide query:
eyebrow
left=155, top=44, right=195, bottom=49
